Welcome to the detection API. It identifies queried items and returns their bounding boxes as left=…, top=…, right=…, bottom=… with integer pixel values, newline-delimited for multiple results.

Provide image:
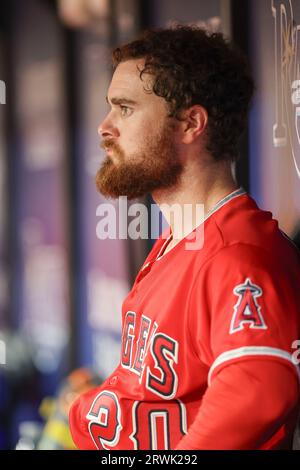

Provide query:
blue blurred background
left=0, top=0, right=299, bottom=449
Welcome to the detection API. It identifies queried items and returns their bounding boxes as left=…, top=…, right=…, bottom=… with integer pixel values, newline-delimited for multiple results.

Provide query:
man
left=69, top=26, right=300, bottom=450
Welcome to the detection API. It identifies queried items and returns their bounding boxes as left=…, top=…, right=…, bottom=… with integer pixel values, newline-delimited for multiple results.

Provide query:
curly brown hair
left=112, top=25, right=254, bottom=162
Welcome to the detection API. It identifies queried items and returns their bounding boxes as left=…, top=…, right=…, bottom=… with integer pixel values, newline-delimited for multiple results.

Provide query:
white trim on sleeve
left=208, top=346, right=300, bottom=386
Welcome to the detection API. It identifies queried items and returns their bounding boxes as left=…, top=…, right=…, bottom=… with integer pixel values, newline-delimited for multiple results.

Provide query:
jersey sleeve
left=188, top=243, right=300, bottom=384
left=69, top=388, right=100, bottom=450
left=175, top=358, right=299, bottom=449
left=178, top=244, right=300, bottom=449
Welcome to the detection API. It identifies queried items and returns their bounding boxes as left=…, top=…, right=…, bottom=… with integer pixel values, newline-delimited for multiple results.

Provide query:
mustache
left=100, top=139, right=117, bottom=151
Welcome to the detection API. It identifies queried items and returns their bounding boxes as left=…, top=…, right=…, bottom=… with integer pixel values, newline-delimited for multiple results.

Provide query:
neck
left=152, top=157, right=238, bottom=242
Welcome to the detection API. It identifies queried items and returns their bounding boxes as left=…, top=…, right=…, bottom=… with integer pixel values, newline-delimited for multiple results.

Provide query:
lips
left=103, top=145, right=115, bottom=156
left=101, top=140, right=114, bottom=151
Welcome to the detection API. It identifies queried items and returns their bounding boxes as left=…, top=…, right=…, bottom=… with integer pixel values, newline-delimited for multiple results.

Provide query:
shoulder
left=197, top=241, right=300, bottom=294
left=205, top=193, right=300, bottom=271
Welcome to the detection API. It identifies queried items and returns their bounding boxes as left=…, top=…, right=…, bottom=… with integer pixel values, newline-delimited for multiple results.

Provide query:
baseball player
left=69, top=26, right=300, bottom=450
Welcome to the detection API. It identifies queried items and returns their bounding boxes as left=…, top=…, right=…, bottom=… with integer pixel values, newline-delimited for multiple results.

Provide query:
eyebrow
left=106, top=96, right=138, bottom=106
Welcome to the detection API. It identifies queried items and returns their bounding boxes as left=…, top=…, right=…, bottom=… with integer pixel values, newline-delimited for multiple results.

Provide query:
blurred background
left=0, top=0, right=299, bottom=450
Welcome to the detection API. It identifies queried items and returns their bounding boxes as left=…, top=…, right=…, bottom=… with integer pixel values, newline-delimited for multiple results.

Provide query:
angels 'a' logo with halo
left=272, top=0, right=300, bottom=178
left=230, top=278, right=267, bottom=334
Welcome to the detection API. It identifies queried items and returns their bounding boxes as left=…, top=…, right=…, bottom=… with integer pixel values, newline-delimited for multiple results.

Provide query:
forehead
left=107, top=58, right=153, bottom=102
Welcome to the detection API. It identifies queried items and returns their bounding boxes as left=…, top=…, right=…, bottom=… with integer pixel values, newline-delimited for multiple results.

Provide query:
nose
left=98, top=113, right=119, bottom=139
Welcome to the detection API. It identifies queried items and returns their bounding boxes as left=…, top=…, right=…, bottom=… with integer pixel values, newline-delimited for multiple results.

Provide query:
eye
left=120, top=105, right=132, bottom=117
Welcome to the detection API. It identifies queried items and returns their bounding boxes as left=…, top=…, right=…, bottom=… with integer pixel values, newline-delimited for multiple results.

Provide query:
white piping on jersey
left=155, top=187, right=246, bottom=261
left=155, top=234, right=173, bottom=260
left=203, top=187, right=246, bottom=222
left=208, top=346, right=300, bottom=386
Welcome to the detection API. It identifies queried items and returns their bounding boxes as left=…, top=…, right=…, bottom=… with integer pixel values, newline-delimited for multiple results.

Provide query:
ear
left=180, top=105, right=208, bottom=144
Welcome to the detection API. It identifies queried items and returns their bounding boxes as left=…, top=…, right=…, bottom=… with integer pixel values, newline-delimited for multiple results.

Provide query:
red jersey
left=69, top=188, right=300, bottom=450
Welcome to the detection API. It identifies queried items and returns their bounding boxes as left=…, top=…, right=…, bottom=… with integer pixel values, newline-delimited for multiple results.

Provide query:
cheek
left=120, top=118, right=156, bottom=148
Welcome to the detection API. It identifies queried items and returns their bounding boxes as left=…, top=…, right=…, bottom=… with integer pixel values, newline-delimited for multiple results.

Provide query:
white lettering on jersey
left=121, top=312, right=178, bottom=398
